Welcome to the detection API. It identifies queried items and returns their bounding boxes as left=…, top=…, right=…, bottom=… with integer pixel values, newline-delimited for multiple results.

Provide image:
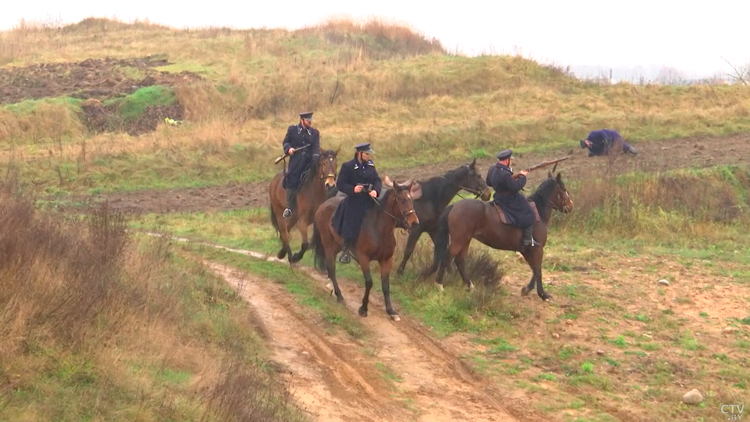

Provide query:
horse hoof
left=390, top=314, right=401, bottom=322
left=358, top=307, right=368, bottom=317
left=277, top=251, right=286, bottom=259
left=541, top=294, right=553, bottom=302
left=435, top=283, right=444, bottom=292
left=336, top=295, right=345, bottom=304
left=521, top=286, right=531, bottom=296
left=467, top=282, right=475, bottom=292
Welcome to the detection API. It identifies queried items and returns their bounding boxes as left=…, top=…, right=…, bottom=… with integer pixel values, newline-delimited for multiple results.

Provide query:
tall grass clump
left=0, top=186, right=307, bottom=421
left=562, top=160, right=750, bottom=237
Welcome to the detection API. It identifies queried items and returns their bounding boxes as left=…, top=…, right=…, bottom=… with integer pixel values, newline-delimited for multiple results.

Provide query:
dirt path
left=72, top=132, right=750, bottom=215
left=169, top=234, right=543, bottom=422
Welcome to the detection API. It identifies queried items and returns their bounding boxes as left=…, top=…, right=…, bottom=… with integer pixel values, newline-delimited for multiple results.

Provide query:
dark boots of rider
left=523, top=225, right=538, bottom=247
left=283, top=188, right=297, bottom=218
left=339, top=238, right=355, bottom=264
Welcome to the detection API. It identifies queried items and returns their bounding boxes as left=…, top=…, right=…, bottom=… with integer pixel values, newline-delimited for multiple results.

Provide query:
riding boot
left=339, top=238, right=354, bottom=264
left=523, top=225, right=538, bottom=247
left=283, top=187, right=297, bottom=219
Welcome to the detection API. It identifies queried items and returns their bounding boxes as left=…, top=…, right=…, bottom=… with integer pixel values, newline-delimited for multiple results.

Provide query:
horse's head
left=547, top=171, right=573, bottom=213
left=318, top=147, right=339, bottom=188
left=458, top=158, right=491, bottom=200
left=383, top=176, right=421, bottom=229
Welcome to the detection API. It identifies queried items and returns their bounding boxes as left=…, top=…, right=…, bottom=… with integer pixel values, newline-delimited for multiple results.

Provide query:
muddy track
left=167, top=234, right=545, bottom=422
left=75, top=132, right=750, bottom=215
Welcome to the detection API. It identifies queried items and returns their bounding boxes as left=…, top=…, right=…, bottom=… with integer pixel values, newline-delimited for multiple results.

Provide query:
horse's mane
left=300, top=149, right=336, bottom=186
left=528, top=177, right=558, bottom=210
left=415, top=164, right=469, bottom=200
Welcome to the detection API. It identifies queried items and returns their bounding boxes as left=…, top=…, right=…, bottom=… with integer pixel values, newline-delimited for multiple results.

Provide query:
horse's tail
left=310, top=219, right=327, bottom=272
left=433, top=203, right=454, bottom=269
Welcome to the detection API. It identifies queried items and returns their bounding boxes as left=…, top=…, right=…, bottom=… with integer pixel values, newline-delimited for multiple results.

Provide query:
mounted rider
left=580, top=129, right=637, bottom=156
left=282, top=111, right=321, bottom=219
left=332, top=142, right=382, bottom=264
left=486, top=149, right=538, bottom=248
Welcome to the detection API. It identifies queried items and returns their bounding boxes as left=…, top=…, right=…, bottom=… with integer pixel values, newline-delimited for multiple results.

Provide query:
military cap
left=355, top=143, right=375, bottom=154
left=299, top=111, right=314, bottom=120
left=496, top=149, right=514, bottom=160
left=580, top=139, right=587, bottom=148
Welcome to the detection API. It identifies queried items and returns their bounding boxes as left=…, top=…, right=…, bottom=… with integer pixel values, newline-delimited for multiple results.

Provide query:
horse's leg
left=290, top=216, right=310, bottom=263
left=396, top=226, right=423, bottom=276
left=454, top=247, right=474, bottom=292
left=533, top=247, right=551, bottom=301
left=324, top=243, right=344, bottom=303
left=420, top=231, right=440, bottom=278
left=357, top=257, right=373, bottom=317
left=277, top=220, right=294, bottom=262
left=379, top=257, right=400, bottom=321
left=435, top=236, right=462, bottom=291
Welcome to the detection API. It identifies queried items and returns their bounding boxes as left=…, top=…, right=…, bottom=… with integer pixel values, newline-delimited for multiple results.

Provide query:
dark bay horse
left=395, top=158, right=491, bottom=276
left=310, top=178, right=420, bottom=321
left=431, top=172, right=573, bottom=300
left=269, top=148, right=339, bottom=263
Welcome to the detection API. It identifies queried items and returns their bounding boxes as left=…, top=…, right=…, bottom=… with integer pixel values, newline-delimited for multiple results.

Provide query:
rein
left=439, top=175, right=484, bottom=199
left=370, top=192, right=415, bottom=229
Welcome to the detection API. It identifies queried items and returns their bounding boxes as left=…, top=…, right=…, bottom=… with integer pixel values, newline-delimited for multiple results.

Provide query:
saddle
left=493, top=201, right=541, bottom=225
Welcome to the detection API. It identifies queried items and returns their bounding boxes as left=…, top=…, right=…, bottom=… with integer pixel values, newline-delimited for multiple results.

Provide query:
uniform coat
left=486, top=162, right=536, bottom=227
left=282, top=123, right=321, bottom=189
left=332, top=156, right=383, bottom=241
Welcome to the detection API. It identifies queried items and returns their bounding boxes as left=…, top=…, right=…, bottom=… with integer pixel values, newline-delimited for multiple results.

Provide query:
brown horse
left=431, top=172, right=573, bottom=300
left=395, top=158, right=491, bottom=276
left=310, top=177, right=421, bottom=321
left=269, top=148, right=339, bottom=263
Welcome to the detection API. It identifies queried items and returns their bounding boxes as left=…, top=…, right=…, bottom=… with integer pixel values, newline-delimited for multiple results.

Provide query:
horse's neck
left=432, top=176, right=462, bottom=208
left=531, top=184, right=554, bottom=224
left=370, top=193, right=398, bottom=235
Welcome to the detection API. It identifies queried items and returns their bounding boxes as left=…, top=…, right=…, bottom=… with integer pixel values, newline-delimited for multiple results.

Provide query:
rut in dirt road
left=206, top=261, right=409, bottom=422
left=174, top=233, right=546, bottom=422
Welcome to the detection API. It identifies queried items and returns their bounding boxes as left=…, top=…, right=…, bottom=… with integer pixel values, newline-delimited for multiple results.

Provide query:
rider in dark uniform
left=282, top=111, right=321, bottom=218
left=486, top=149, right=538, bottom=248
left=332, top=143, right=382, bottom=263
left=580, top=129, right=637, bottom=156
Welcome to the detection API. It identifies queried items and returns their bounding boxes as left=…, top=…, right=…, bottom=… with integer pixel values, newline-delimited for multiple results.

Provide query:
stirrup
left=283, top=208, right=292, bottom=218
left=339, top=251, right=350, bottom=263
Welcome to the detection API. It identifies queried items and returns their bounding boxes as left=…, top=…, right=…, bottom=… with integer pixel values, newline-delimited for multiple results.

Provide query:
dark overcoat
left=332, top=156, right=383, bottom=241
left=281, top=124, right=320, bottom=189
left=486, top=163, right=536, bottom=228
left=586, top=129, right=622, bottom=156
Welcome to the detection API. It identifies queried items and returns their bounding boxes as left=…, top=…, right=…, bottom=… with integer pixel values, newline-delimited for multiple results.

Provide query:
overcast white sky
left=2, top=0, right=746, bottom=77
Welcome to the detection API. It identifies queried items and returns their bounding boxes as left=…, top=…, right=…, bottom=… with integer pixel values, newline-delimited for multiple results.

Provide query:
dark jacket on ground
left=486, top=162, right=536, bottom=228
left=332, top=156, right=383, bottom=241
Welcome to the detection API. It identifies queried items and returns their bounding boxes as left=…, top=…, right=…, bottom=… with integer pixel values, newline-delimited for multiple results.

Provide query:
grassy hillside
left=1, top=17, right=750, bottom=196
left=0, top=187, right=307, bottom=421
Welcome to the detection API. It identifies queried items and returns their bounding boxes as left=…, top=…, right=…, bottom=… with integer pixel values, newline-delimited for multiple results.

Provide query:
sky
left=2, top=0, right=747, bottom=79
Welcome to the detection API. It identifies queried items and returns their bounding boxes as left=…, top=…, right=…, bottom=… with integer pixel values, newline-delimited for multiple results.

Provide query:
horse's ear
left=410, top=180, right=423, bottom=200
left=396, top=178, right=413, bottom=191
left=383, top=175, right=394, bottom=188
left=548, top=170, right=553, bottom=179
left=556, top=172, right=562, bottom=181
left=470, top=158, right=476, bottom=168
left=552, top=161, right=559, bottom=173
left=334, top=145, right=340, bottom=156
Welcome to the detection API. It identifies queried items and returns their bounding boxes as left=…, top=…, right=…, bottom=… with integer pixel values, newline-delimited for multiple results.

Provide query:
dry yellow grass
left=1, top=16, right=749, bottom=194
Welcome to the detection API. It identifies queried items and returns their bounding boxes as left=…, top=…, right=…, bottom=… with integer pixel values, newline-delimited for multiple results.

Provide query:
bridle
left=548, top=183, right=571, bottom=212
left=370, top=190, right=416, bottom=229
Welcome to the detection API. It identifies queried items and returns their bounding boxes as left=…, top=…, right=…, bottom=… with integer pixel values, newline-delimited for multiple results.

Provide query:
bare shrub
left=204, top=359, right=307, bottom=422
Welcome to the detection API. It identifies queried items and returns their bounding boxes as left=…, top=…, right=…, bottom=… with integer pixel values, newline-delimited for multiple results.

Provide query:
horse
left=394, top=158, right=491, bottom=276
left=431, top=171, right=573, bottom=300
left=310, top=177, right=421, bottom=321
left=269, top=148, right=339, bottom=263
